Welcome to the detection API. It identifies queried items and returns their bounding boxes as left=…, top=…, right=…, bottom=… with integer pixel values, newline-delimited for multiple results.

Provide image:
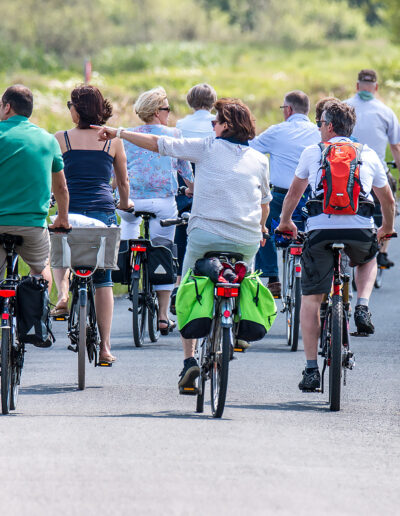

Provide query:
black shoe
left=354, top=304, right=374, bottom=334
left=377, top=252, right=394, bottom=269
left=169, top=287, right=178, bottom=315
left=178, top=357, right=200, bottom=388
left=33, top=337, right=53, bottom=348
left=298, top=368, right=320, bottom=391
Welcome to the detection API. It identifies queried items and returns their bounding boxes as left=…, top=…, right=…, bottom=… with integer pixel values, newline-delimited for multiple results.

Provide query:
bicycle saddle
left=135, top=211, right=156, bottom=219
left=0, top=234, right=23, bottom=248
left=203, top=251, right=244, bottom=262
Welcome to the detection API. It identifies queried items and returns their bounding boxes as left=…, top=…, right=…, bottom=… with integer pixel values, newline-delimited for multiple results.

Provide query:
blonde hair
left=134, top=86, right=167, bottom=123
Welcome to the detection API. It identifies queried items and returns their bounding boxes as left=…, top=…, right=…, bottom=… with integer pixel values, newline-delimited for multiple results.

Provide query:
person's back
left=0, top=112, right=63, bottom=227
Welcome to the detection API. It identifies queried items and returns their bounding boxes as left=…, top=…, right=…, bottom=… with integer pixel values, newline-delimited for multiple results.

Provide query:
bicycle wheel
left=131, top=272, right=147, bottom=347
left=374, top=267, right=383, bottom=289
left=210, top=323, right=231, bottom=418
left=290, top=274, right=301, bottom=352
left=10, top=343, right=22, bottom=411
left=196, top=339, right=207, bottom=413
left=329, top=294, right=343, bottom=411
left=78, top=299, right=87, bottom=391
left=285, top=257, right=294, bottom=347
left=1, top=328, right=12, bottom=414
left=148, top=290, right=160, bottom=343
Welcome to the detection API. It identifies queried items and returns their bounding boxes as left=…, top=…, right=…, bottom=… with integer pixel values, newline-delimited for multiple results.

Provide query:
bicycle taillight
left=216, top=286, right=239, bottom=298
left=289, top=247, right=302, bottom=255
left=131, top=245, right=146, bottom=252
left=75, top=269, right=92, bottom=277
left=0, top=289, right=16, bottom=297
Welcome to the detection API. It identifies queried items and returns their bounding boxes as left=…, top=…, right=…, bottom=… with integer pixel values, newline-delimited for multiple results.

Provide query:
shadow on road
left=226, top=400, right=328, bottom=412
left=98, top=410, right=231, bottom=421
left=20, top=384, right=103, bottom=395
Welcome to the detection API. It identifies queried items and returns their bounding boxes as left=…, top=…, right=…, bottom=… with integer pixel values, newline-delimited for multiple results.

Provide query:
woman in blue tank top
left=53, top=85, right=133, bottom=363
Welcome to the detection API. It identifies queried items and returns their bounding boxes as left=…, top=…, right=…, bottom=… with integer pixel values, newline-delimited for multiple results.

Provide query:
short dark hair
left=2, top=85, right=33, bottom=117
left=70, top=84, right=112, bottom=129
left=186, top=83, right=217, bottom=111
left=284, top=90, right=310, bottom=114
left=358, top=69, right=377, bottom=83
left=323, top=101, right=356, bottom=137
left=214, top=98, right=255, bottom=142
left=315, top=96, right=339, bottom=121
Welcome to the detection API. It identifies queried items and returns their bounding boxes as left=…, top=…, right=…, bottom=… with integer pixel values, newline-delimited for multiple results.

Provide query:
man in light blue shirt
left=249, top=90, right=320, bottom=297
left=345, top=69, right=400, bottom=268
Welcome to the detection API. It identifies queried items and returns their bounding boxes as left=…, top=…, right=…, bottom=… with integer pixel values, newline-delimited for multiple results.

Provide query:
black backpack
left=16, top=276, right=55, bottom=346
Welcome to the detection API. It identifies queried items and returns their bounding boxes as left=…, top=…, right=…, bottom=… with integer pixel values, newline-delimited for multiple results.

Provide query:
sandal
left=50, top=305, right=69, bottom=317
left=98, top=354, right=116, bottom=364
left=158, top=319, right=176, bottom=336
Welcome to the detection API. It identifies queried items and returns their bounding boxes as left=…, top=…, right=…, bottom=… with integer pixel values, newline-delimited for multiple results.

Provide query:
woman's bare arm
left=92, top=125, right=159, bottom=152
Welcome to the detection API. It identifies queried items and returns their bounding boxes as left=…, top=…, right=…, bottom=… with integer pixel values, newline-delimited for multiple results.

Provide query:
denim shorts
left=71, top=210, right=117, bottom=288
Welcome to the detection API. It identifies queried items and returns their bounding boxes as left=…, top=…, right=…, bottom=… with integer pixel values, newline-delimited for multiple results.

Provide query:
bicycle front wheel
left=148, top=291, right=160, bottom=343
left=329, top=294, right=343, bottom=411
left=132, top=274, right=147, bottom=347
left=374, top=268, right=383, bottom=289
left=210, top=325, right=231, bottom=418
left=1, top=328, right=12, bottom=414
left=78, top=303, right=87, bottom=391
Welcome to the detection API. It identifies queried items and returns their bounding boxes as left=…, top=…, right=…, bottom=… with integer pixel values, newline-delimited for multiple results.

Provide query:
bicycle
left=160, top=214, right=242, bottom=418
left=0, top=234, right=25, bottom=414
left=50, top=226, right=120, bottom=390
left=275, top=230, right=305, bottom=352
left=129, top=211, right=161, bottom=347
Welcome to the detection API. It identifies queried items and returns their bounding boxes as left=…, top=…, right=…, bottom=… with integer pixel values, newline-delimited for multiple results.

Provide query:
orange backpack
left=318, top=141, right=364, bottom=215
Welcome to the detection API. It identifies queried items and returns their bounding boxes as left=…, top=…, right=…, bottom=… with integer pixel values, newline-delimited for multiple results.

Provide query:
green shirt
left=0, top=115, right=64, bottom=227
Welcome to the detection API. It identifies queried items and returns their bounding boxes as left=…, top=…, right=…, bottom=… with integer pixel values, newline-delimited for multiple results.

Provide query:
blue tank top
left=63, top=131, right=115, bottom=213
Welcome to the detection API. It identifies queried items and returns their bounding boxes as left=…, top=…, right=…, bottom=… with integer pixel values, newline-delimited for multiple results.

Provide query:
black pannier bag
left=15, top=276, right=54, bottom=346
left=147, top=237, right=177, bottom=285
left=111, top=239, right=131, bottom=284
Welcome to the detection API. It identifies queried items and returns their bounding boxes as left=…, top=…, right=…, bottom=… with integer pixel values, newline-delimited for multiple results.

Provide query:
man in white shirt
left=345, top=69, right=400, bottom=268
left=250, top=90, right=320, bottom=297
left=277, top=101, right=395, bottom=391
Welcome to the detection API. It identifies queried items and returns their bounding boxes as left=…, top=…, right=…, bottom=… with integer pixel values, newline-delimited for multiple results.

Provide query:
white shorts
left=117, top=197, right=178, bottom=291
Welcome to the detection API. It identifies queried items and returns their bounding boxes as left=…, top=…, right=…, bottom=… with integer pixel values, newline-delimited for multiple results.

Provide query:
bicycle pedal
left=97, top=361, right=112, bottom=367
left=53, top=315, right=68, bottom=321
left=273, top=294, right=281, bottom=299
left=128, top=307, right=133, bottom=312
left=67, top=345, right=78, bottom=353
left=350, top=331, right=370, bottom=337
left=233, top=347, right=245, bottom=353
left=179, top=386, right=198, bottom=396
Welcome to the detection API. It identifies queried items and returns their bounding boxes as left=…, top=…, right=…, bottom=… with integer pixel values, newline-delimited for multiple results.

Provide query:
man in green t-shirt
left=0, top=84, right=69, bottom=292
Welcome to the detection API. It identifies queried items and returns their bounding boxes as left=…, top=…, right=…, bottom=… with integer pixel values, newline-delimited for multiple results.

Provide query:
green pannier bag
left=176, top=269, right=214, bottom=339
left=235, top=272, right=277, bottom=341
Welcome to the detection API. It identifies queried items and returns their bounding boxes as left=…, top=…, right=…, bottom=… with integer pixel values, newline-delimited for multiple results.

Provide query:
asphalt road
left=0, top=241, right=399, bottom=516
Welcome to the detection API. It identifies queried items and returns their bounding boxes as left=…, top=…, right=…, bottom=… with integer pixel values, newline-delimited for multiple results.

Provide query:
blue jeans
left=71, top=210, right=117, bottom=288
left=255, top=192, right=305, bottom=278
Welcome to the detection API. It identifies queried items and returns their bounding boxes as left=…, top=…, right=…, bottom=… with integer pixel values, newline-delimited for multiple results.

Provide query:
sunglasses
left=159, top=106, right=171, bottom=112
left=280, top=105, right=290, bottom=110
left=316, top=119, right=328, bottom=128
left=211, top=120, right=221, bottom=128
left=67, top=101, right=73, bottom=110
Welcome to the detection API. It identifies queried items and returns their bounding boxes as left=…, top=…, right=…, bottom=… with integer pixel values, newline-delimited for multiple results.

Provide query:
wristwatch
left=116, top=127, right=125, bottom=139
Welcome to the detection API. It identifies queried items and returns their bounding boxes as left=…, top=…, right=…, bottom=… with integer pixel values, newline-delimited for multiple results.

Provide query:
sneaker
left=33, top=337, right=53, bottom=348
left=178, top=357, right=200, bottom=388
left=377, top=252, right=394, bottom=269
left=268, top=281, right=282, bottom=299
left=298, top=368, right=320, bottom=391
left=354, top=304, right=374, bottom=334
left=234, top=339, right=251, bottom=351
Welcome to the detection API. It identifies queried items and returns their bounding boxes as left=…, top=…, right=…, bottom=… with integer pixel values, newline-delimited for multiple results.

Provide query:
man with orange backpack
left=276, top=101, right=395, bottom=391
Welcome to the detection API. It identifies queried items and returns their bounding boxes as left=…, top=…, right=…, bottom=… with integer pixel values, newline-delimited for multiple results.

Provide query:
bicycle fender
left=79, top=288, right=87, bottom=307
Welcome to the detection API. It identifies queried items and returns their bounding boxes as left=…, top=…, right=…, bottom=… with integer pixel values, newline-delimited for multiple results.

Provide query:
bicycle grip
left=160, top=218, right=182, bottom=227
left=48, top=227, right=72, bottom=233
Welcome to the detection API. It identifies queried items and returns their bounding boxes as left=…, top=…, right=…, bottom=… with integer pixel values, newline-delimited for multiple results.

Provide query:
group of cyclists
left=0, top=67, right=397, bottom=398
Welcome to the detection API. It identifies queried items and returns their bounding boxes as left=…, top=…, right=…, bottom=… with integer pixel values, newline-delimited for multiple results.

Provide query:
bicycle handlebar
left=160, top=212, right=190, bottom=227
left=386, top=160, right=397, bottom=169
left=274, top=229, right=305, bottom=243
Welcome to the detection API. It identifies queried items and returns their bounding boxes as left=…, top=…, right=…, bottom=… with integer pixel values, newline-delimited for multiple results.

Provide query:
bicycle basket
left=50, top=227, right=121, bottom=269
left=235, top=273, right=277, bottom=341
left=176, top=269, right=214, bottom=339
left=147, top=239, right=177, bottom=285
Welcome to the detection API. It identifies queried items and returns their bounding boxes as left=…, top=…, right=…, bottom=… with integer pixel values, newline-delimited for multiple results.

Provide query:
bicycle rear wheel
left=290, top=274, right=301, bottom=352
left=148, top=290, right=160, bottom=343
left=196, top=339, right=207, bottom=413
left=210, top=324, right=231, bottom=418
left=132, top=272, right=147, bottom=347
left=78, top=300, right=87, bottom=391
left=10, top=343, right=22, bottom=411
left=1, top=328, right=12, bottom=414
left=329, top=295, right=343, bottom=411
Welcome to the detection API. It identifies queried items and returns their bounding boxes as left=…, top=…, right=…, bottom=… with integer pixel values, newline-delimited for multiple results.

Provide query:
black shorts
left=301, top=228, right=378, bottom=295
